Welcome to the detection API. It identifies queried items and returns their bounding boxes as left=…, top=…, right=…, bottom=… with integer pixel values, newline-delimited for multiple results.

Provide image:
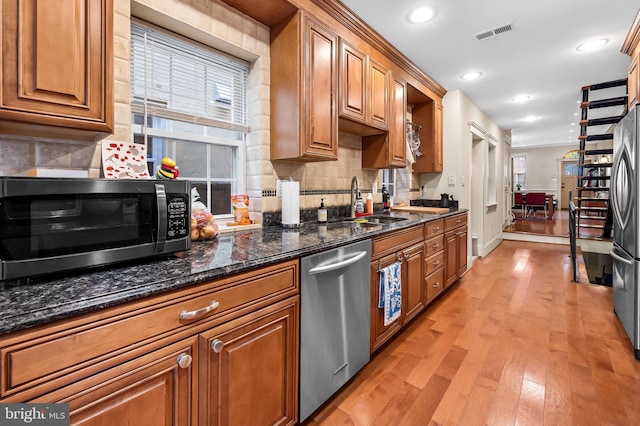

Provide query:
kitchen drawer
left=426, top=267, right=445, bottom=301
left=445, top=213, right=467, bottom=231
left=0, top=260, right=298, bottom=399
left=424, top=251, right=444, bottom=276
left=372, top=225, right=423, bottom=258
left=424, top=219, right=444, bottom=238
left=425, top=234, right=444, bottom=256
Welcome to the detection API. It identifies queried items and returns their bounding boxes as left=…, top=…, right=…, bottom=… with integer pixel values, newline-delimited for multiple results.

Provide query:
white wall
left=512, top=145, right=573, bottom=194
left=512, top=140, right=611, bottom=205
left=421, top=89, right=510, bottom=262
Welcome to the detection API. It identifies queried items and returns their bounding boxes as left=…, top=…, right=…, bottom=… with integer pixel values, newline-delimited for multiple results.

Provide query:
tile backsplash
left=0, top=137, right=101, bottom=177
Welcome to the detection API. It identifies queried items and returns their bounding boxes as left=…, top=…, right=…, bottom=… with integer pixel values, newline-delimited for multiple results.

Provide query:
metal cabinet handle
left=396, top=252, right=404, bottom=262
left=179, top=301, right=220, bottom=320
left=211, top=339, right=225, bottom=353
left=177, top=353, right=192, bottom=368
left=433, top=226, right=440, bottom=231
left=433, top=282, right=440, bottom=288
left=432, top=243, right=439, bottom=249
left=433, top=260, right=440, bottom=266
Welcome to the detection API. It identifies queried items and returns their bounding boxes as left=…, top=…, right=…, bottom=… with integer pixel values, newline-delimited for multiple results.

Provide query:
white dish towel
left=379, top=262, right=402, bottom=326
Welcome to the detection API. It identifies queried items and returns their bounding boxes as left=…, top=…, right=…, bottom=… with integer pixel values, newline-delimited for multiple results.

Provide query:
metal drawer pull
left=211, top=339, right=225, bottom=353
left=432, top=243, right=439, bottom=249
left=433, top=282, right=440, bottom=288
left=433, top=260, right=440, bottom=266
left=177, top=353, right=192, bottom=368
left=179, top=301, right=220, bottom=320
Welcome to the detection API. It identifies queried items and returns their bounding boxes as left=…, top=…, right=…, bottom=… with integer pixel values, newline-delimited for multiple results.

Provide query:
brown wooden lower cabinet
left=199, top=297, right=298, bottom=426
left=52, top=338, right=197, bottom=425
left=0, top=260, right=299, bottom=426
left=444, top=213, right=468, bottom=287
left=370, top=226, right=424, bottom=353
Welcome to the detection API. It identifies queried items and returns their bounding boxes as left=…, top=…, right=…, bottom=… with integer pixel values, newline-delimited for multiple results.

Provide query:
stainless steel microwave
left=0, top=177, right=191, bottom=282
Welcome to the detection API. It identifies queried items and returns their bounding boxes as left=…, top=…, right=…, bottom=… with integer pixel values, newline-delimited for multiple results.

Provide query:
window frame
left=130, top=19, right=248, bottom=219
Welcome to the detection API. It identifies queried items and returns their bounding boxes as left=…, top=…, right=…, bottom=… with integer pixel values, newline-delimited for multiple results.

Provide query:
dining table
left=514, top=192, right=555, bottom=220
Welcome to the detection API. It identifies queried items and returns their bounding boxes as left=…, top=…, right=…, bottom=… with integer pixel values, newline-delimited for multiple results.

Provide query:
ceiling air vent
left=474, top=22, right=515, bottom=41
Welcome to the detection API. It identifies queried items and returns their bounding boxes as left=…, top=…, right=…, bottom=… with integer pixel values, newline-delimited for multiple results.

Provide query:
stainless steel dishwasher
left=299, top=239, right=371, bottom=422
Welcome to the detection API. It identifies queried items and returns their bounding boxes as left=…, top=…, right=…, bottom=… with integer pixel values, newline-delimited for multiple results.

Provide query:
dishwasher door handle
left=308, top=251, right=368, bottom=274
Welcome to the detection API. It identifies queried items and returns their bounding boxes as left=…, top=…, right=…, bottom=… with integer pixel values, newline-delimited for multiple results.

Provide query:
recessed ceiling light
left=511, top=95, right=531, bottom=103
left=576, top=39, right=608, bottom=52
left=461, top=71, right=482, bottom=81
left=522, top=115, right=539, bottom=122
left=407, top=6, right=436, bottom=24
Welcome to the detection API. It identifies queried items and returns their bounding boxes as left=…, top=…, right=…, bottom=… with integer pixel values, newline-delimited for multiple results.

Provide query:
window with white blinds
left=130, top=20, right=249, bottom=217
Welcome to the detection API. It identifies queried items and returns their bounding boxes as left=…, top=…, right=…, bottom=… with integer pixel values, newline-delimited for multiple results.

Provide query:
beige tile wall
left=0, top=0, right=419, bottom=220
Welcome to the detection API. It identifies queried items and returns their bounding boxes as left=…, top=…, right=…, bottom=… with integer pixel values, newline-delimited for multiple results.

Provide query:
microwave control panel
left=167, top=195, right=189, bottom=239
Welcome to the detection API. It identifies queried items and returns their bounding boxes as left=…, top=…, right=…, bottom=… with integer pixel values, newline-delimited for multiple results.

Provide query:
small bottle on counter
left=317, top=198, right=327, bottom=223
left=366, top=193, right=373, bottom=214
left=382, top=186, right=390, bottom=212
left=355, top=192, right=365, bottom=215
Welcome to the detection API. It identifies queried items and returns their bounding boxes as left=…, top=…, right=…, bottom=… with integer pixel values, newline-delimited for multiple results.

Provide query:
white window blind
left=131, top=21, right=248, bottom=132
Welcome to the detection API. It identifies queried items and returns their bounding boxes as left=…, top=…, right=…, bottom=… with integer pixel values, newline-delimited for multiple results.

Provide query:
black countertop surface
left=0, top=210, right=466, bottom=336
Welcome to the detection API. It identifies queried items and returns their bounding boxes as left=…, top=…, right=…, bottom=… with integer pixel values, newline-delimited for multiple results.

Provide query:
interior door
left=561, top=160, right=579, bottom=209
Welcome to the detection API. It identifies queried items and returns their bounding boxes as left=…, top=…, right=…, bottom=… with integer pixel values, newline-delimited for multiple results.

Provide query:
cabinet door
left=410, top=99, right=443, bottom=173
left=368, top=59, right=389, bottom=129
left=457, top=226, right=468, bottom=277
left=304, top=17, right=338, bottom=160
left=199, top=297, right=298, bottom=426
left=403, top=243, right=425, bottom=323
left=339, top=41, right=366, bottom=123
left=389, top=76, right=407, bottom=167
left=432, top=101, right=444, bottom=172
left=629, top=53, right=639, bottom=110
left=1, top=0, right=113, bottom=138
left=370, top=253, right=403, bottom=353
left=43, top=339, right=197, bottom=426
left=444, top=230, right=458, bottom=287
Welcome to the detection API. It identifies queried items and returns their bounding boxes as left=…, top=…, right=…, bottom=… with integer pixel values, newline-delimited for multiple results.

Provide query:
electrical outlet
left=448, top=174, right=456, bottom=185
left=276, top=179, right=282, bottom=197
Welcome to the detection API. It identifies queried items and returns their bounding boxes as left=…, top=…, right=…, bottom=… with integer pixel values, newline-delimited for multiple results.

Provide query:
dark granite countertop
left=0, top=210, right=466, bottom=336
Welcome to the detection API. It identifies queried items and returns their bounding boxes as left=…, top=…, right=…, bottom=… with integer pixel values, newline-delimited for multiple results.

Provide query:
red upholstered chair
left=525, top=192, right=547, bottom=219
left=513, top=192, right=525, bottom=219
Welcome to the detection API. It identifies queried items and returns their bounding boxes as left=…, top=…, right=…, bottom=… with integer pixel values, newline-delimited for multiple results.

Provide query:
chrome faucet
left=350, top=176, right=361, bottom=218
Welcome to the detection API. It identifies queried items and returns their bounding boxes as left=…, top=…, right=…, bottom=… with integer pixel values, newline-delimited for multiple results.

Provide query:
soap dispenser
left=317, top=198, right=327, bottom=223
left=355, top=191, right=365, bottom=216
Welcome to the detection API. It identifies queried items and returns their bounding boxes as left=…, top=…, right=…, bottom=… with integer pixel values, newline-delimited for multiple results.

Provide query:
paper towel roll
left=281, top=181, right=300, bottom=226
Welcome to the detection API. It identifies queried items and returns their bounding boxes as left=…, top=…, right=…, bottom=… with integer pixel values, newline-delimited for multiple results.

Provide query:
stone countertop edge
left=0, top=210, right=467, bottom=336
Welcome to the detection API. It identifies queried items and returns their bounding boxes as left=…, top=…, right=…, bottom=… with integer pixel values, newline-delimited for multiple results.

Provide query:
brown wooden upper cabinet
left=623, top=9, right=640, bottom=110
left=338, top=40, right=389, bottom=134
left=362, top=75, right=406, bottom=168
left=408, top=83, right=444, bottom=173
left=270, top=11, right=339, bottom=162
left=0, top=0, right=114, bottom=141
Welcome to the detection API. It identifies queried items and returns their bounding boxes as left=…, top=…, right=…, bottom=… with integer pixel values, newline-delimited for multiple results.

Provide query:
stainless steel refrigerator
left=610, top=104, right=640, bottom=360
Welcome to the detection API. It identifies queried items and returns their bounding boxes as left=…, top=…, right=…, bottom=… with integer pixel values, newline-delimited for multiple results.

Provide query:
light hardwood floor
left=305, top=240, right=639, bottom=425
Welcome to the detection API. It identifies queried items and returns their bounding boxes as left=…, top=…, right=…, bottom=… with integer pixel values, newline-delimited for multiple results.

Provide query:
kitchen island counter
left=0, top=210, right=466, bottom=335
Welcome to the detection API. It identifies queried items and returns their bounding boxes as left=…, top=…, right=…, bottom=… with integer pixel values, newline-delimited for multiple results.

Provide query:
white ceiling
left=340, top=0, right=638, bottom=149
